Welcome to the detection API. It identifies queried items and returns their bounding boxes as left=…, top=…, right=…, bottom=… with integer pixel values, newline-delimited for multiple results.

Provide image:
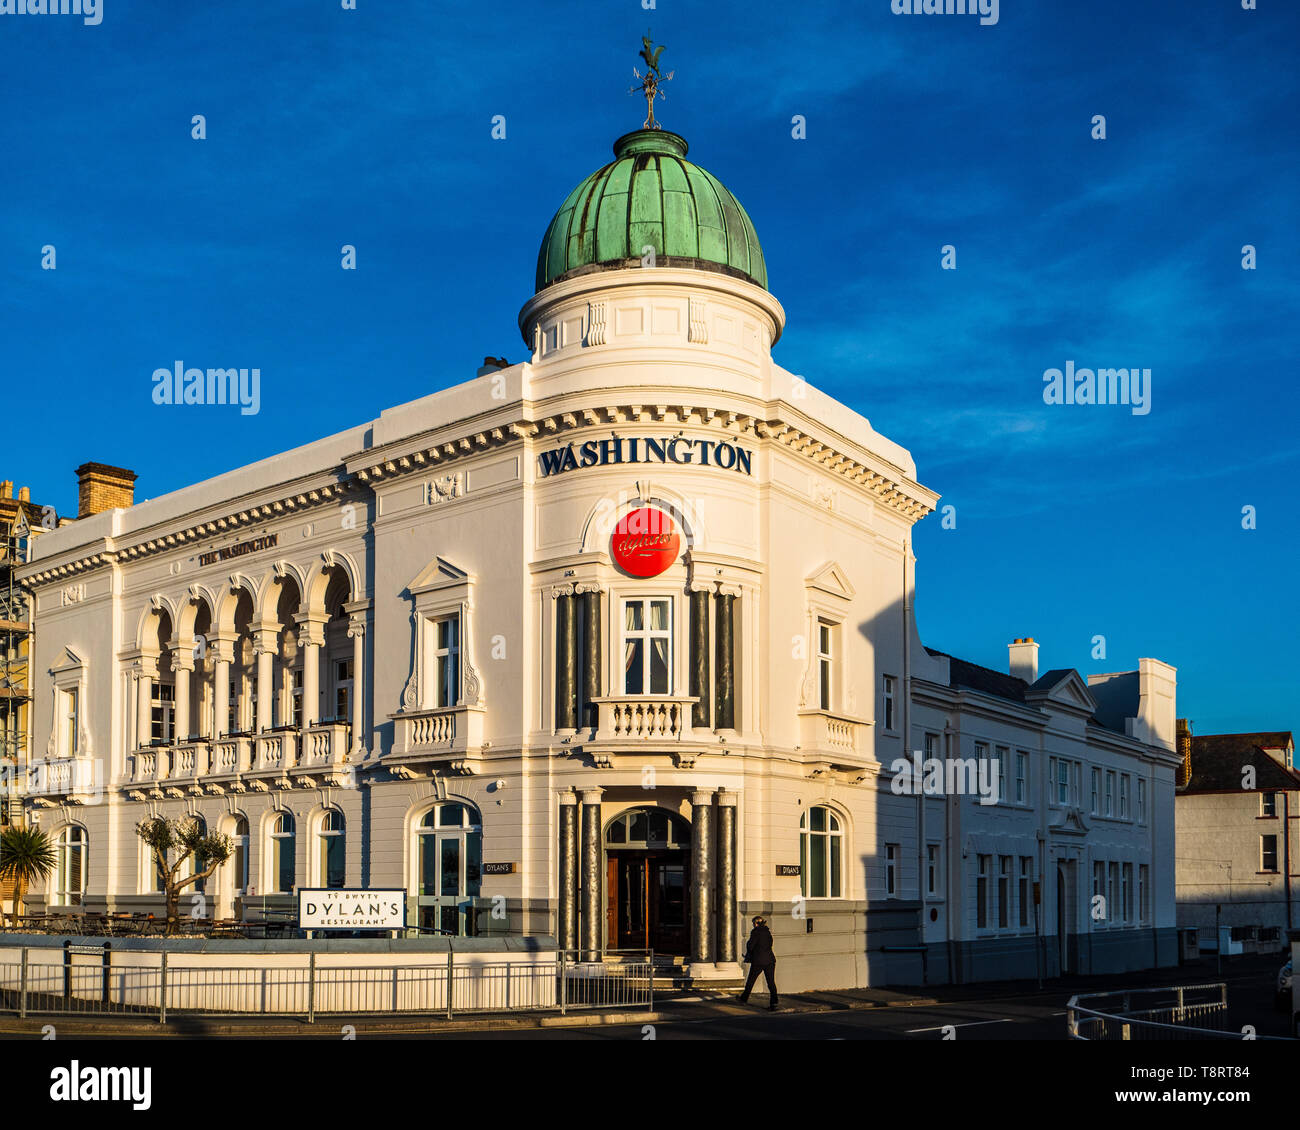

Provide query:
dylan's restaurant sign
left=198, top=533, right=279, bottom=568
left=298, top=889, right=405, bottom=931
left=538, top=435, right=753, bottom=478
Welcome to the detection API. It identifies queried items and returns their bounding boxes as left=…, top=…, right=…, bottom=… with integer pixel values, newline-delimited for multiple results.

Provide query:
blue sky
left=1, top=0, right=1296, bottom=736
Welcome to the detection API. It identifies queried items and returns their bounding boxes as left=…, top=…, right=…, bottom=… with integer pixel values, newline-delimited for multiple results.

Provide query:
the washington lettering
left=538, top=435, right=753, bottom=478
left=197, top=534, right=278, bottom=567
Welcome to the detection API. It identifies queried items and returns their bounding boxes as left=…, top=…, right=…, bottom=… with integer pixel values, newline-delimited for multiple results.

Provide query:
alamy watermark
left=891, top=0, right=999, bottom=27
left=0, top=0, right=102, bottom=25
left=1042, top=361, right=1151, bottom=416
left=890, top=751, right=999, bottom=805
left=152, top=361, right=261, bottom=416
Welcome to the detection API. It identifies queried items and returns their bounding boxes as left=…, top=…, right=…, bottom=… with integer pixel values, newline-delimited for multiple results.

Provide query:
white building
left=1176, top=725, right=1298, bottom=954
left=16, top=124, right=1180, bottom=989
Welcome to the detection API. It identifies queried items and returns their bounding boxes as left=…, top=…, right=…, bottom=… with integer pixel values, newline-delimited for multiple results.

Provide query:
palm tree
left=0, top=825, right=56, bottom=927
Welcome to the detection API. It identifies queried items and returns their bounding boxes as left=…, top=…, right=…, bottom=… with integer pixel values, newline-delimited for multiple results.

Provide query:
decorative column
left=716, top=789, right=740, bottom=967
left=579, top=586, right=601, bottom=729
left=136, top=661, right=157, bottom=750
left=211, top=638, right=234, bottom=739
left=171, top=649, right=193, bottom=742
left=689, top=585, right=711, bottom=728
left=714, top=589, right=737, bottom=730
left=295, top=615, right=326, bottom=730
left=580, top=786, right=603, bottom=963
left=346, top=609, right=367, bottom=755
left=254, top=629, right=277, bottom=733
left=555, top=590, right=578, bottom=731
left=690, top=789, right=715, bottom=966
left=557, top=791, right=579, bottom=955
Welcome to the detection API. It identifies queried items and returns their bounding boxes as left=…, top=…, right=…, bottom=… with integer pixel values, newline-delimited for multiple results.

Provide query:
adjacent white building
left=14, top=124, right=1180, bottom=989
left=1176, top=725, right=1298, bottom=954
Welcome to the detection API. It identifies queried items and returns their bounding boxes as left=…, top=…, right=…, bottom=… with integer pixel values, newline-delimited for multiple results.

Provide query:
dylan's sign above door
left=538, top=435, right=753, bottom=478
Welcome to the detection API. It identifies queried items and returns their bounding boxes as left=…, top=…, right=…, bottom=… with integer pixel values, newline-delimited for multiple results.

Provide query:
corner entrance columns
left=714, top=589, right=738, bottom=729
left=690, top=789, right=715, bottom=964
left=557, top=790, right=579, bottom=955
left=579, top=787, right=604, bottom=962
left=555, top=589, right=578, bottom=731
left=716, top=789, right=739, bottom=964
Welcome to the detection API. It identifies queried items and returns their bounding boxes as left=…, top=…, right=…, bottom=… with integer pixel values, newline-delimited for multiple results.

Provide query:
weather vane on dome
left=630, top=32, right=674, bottom=130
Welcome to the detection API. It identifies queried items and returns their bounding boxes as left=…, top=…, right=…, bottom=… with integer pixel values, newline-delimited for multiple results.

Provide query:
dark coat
left=743, top=923, right=775, bottom=966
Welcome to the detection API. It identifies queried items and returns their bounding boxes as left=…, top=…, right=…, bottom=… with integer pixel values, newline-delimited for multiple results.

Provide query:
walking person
left=738, top=914, right=779, bottom=1010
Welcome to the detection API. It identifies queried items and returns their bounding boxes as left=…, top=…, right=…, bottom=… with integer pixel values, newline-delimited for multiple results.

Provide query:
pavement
left=0, top=952, right=1287, bottom=1040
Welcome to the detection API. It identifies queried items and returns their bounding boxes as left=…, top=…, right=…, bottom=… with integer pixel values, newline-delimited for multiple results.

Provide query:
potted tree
left=0, top=825, right=56, bottom=928
left=135, top=816, right=232, bottom=936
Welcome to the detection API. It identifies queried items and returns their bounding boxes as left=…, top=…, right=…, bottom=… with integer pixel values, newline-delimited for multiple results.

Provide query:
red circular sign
left=611, top=507, right=680, bottom=577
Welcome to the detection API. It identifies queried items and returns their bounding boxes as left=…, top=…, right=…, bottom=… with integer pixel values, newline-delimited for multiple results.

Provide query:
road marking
left=906, top=1018, right=1016, bottom=1033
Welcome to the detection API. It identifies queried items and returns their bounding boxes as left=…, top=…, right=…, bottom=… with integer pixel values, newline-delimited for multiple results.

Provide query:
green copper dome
left=535, top=130, right=768, bottom=293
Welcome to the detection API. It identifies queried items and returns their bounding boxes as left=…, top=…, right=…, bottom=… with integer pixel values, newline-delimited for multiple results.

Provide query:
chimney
left=1176, top=717, right=1192, bottom=787
left=17, top=486, right=29, bottom=503
left=76, top=462, right=137, bottom=518
left=476, top=355, right=510, bottom=378
left=1008, top=637, right=1039, bottom=684
left=0, top=481, right=11, bottom=499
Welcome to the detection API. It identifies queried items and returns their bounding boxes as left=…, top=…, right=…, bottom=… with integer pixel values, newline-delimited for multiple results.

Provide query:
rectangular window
left=885, top=844, right=898, bottom=897
left=1015, top=752, right=1027, bottom=805
left=150, top=682, right=174, bottom=745
left=976, top=855, right=990, bottom=929
left=290, top=669, right=303, bottom=728
left=623, top=599, right=670, bottom=696
left=1261, top=835, right=1279, bottom=873
left=817, top=621, right=836, bottom=712
left=926, top=843, right=940, bottom=897
left=1261, top=792, right=1277, bottom=818
left=1057, top=759, right=1070, bottom=806
left=998, top=856, right=1012, bottom=929
left=1090, top=768, right=1100, bottom=815
left=335, top=658, right=353, bottom=724
left=229, top=678, right=239, bottom=735
left=882, top=675, right=896, bottom=731
left=1019, top=857, right=1033, bottom=928
left=62, top=688, right=79, bottom=758
left=996, top=746, right=1009, bottom=806
left=1139, top=864, right=1149, bottom=922
left=1092, top=861, right=1105, bottom=921
left=1104, top=771, right=1115, bottom=817
left=1138, top=778, right=1147, bottom=824
left=1048, top=757, right=1058, bottom=806
left=1120, top=775, right=1131, bottom=820
left=1122, top=863, right=1133, bottom=922
left=924, top=733, right=940, bottom=793
left=433, top=614, right=461, bottom=707
left=1107, top=863, right=1119, bottom=925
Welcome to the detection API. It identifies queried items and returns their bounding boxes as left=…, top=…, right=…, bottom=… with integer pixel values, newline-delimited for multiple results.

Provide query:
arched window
left=231, top=816, right=249, bottom=896
left=800, top=806, right=843, bottom=899
left=54, top=826, right=87, bottom=906
left=416, top=803, right=481, bottom=936
left=317, top=809, right=345, bottom=889
left=269, top=811, right=296, bottom=894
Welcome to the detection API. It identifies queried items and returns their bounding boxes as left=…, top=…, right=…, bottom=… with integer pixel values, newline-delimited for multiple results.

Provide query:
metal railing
left=0, top=945, right=654, bottom=1023
left=1067, top=981, right=1288, bottom=1040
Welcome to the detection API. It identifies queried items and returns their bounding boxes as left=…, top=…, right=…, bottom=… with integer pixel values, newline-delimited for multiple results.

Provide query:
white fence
left=0, top=945, right=653, bottom=1021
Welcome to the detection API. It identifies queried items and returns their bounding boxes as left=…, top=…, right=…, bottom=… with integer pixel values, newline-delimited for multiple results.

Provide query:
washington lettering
left=538, top=435, right=753, bottom=478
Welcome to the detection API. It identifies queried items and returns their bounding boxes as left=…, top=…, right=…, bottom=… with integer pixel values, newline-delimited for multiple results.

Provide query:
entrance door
left=606, top=852, right=689, bottom=955
left=416, top=803, right=483, bottom=936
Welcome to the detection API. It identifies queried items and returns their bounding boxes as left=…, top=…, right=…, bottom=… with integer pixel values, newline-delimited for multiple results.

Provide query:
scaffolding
left=0, top=490, right=36, bottom=828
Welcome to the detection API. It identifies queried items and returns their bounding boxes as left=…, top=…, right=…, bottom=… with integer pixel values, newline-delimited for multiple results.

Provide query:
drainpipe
left=1285, top=790, right=1293, bottom=936
left=945, top=726, right=956, bottom=986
